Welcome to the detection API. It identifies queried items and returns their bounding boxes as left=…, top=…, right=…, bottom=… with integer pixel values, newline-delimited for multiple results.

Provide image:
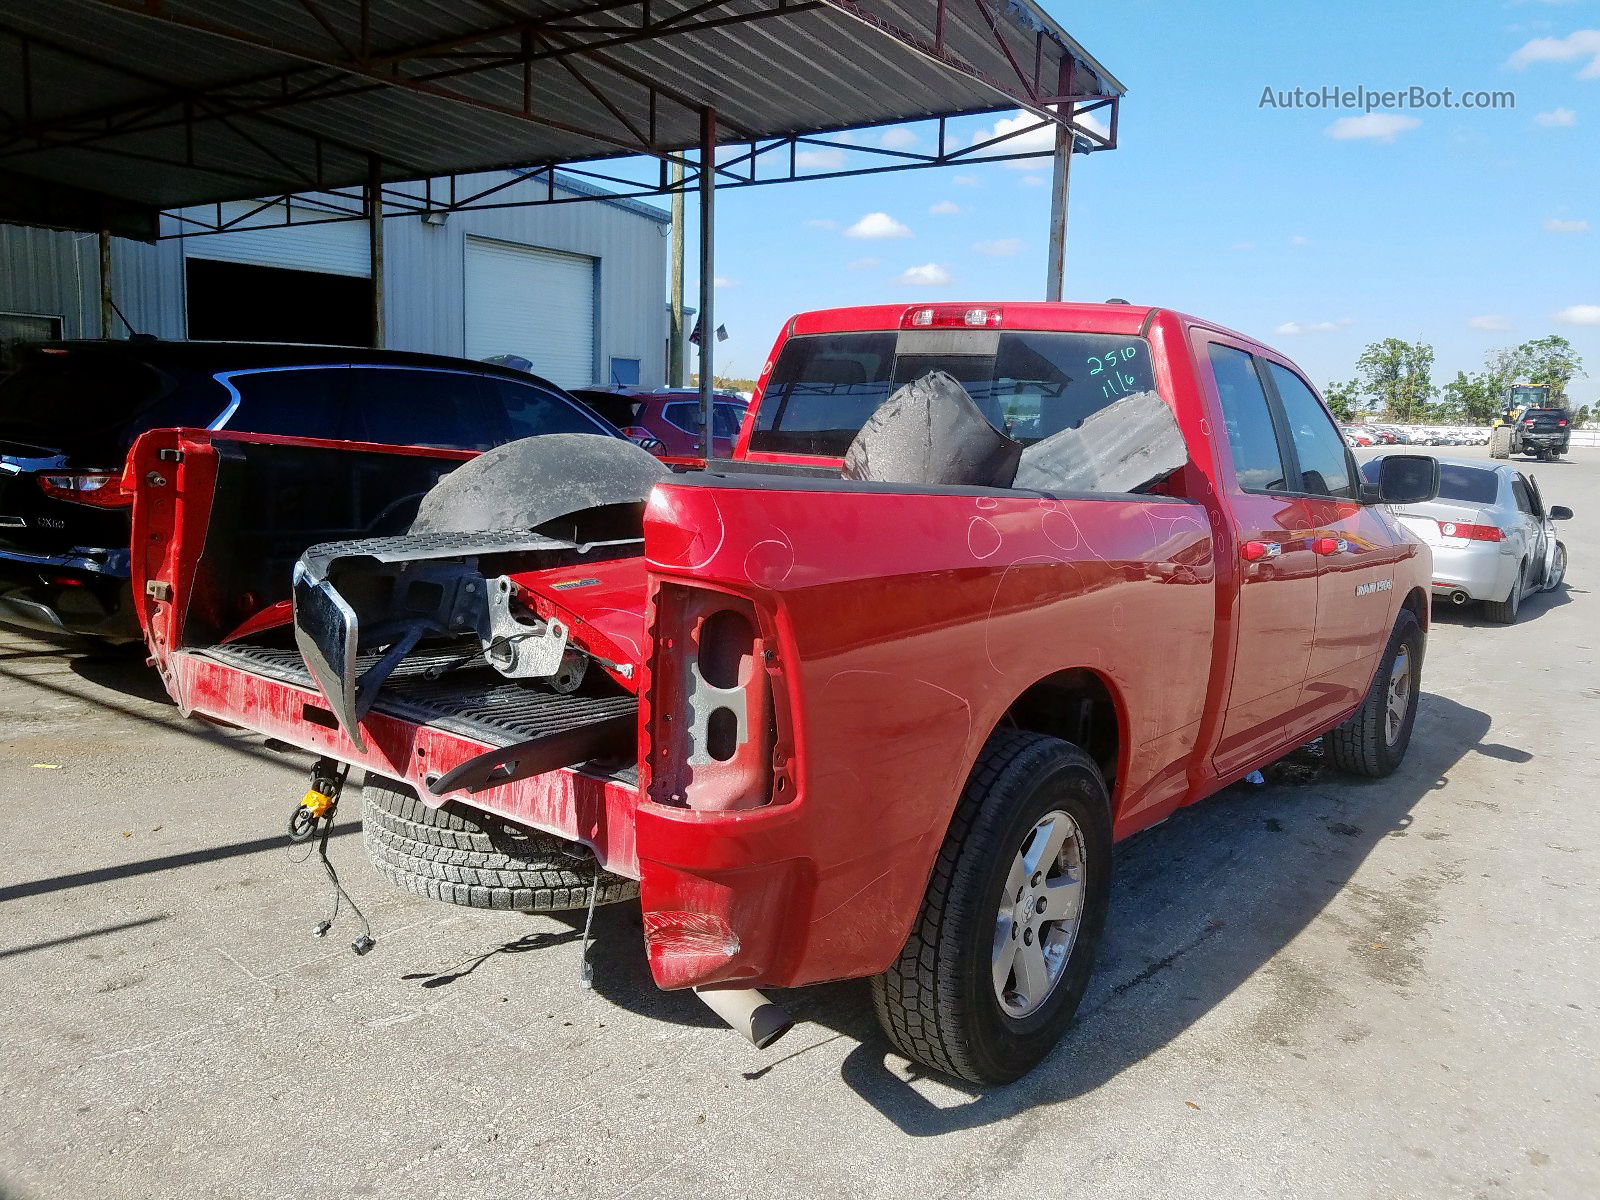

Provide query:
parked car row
left=1341, top=424, right=1491, bottom=448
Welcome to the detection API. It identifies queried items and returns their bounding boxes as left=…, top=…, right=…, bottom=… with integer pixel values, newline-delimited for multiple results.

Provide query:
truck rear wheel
left=361, top=776, right=638, bottom=912
left=871, top=730, right=1111, bottom=1084
left=1489, top=427, right=1512, bottom=459
left=1326, top=609, right=1423, bottom=777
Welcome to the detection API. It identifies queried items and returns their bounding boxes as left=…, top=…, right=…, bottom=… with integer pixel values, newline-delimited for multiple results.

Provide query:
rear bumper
left=1520, top=431, right=1569, bottom=451
left=1427, top=543, right=1517, bottom=603
left=166, top=649, right=644, bottom=873
left=0, top=552, right=139, bottom=642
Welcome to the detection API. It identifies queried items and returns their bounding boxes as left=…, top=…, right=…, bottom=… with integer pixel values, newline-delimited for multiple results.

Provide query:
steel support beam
left=669, top=157, right=686, bottom=388
left=1045, top=59, right=1075, bottom=302
left=367, top=155, right=385, bottom=348
left=98, top=229, right=114, bottom=338
left=697, top=107, right=716, bottom=462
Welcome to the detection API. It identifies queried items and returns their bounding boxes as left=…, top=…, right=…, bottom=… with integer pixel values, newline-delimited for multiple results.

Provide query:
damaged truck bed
left=129, top=302, right=1436, bottom=1084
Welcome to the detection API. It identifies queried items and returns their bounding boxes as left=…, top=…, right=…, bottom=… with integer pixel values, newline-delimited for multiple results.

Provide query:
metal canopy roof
left=0, top=0, right=1123, bottom=239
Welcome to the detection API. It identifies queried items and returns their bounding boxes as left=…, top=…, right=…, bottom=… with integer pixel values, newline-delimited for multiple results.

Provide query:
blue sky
left=684, top=0, right=1599, bottom=405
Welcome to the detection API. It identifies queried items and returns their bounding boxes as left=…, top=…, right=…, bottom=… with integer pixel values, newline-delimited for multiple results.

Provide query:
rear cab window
left=751, top=328, right=1160, bottom=459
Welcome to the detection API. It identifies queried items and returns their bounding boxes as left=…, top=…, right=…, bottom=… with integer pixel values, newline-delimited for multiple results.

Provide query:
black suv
left=0, top=340, right=619, bottom=643
left=1517, top=407, right=1572, bottom=460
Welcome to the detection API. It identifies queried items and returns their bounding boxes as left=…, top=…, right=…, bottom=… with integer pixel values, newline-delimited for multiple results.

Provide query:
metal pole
left=367, top=154, right=385, bottom=348
left=669, top=157, right=685, bottom=388
left=97, top=228, right=114, bottom=338
left=1045, top=60, right=1076, bottom=303
left=697, top=107, right=716, bottom=462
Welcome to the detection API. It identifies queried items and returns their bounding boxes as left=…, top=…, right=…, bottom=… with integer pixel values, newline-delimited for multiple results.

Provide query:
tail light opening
left=646, top=586, right=787, bottom=812
left=1438, top=521, right=1504, bottom=542
left=37, top=471, right=134, bottom=508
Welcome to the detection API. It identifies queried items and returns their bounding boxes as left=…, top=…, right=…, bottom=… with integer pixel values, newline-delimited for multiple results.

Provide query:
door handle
left=1241, top=541, right=1281, bottom=561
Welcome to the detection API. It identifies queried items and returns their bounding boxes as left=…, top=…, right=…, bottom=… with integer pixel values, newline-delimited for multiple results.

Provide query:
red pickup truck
left=128, top=302, right=1438, bottom=1084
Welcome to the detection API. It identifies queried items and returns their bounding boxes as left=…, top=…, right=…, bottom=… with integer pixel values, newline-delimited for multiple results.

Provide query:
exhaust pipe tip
left=1451, top=590, right=1469, bottom=605
left=695, top=986, right=795, bottom=1050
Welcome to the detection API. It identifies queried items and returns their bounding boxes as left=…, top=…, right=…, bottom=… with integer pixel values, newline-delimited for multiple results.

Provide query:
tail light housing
left=37, top=470, right=134, bottom=508
left=645, top=586, right=787, bottom=812
left=1438, top=521, right=1503, bottom=542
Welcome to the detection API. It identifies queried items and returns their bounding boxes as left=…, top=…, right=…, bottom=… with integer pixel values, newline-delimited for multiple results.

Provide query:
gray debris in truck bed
left=1013, top=389, right=1188, bottom=495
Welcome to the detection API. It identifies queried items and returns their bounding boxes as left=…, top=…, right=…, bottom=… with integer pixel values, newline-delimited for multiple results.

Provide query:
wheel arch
left=988, top=666, right=1125, bottom=820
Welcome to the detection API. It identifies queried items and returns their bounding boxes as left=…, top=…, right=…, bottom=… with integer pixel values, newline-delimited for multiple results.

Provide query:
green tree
left=1356, top=338, right=1435, bottom=421
left=1323, top=378, right=1359, bottom=422
left=1439, top=370, right=1500, bottom=425
left=1573, top=404, right=1593, bottom=429
left=1484, top=335, right=1586, bottom=408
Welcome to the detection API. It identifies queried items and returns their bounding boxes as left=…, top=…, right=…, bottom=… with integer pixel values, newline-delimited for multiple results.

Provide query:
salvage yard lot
left=2, top=444, right=1597, bottom=1200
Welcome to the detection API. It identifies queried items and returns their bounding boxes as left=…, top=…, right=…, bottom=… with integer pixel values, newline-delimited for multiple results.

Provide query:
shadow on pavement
left=559, top=692, right=1497, bottom=1133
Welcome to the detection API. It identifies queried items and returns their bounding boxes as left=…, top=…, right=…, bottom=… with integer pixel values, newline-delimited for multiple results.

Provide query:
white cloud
left=795, top=147, right=846, bottom=170
left=951, top=174, right=980, bottom=187
left=1535, top=107, right=1577, bottom=127
left=897, top=262, right=951, bottom=286
left=969, top=110, right=1108, bottom=170
left=1508, top=30, right=1600, bottom=78
left=972, top=110, right=1054, bottom=163
left=1290, top=235, right=1311, bottom=246
left=1326, top=113, right=1422, bottom=142
left=1555, top=304, right=1600, bottom=326
left=1544, top=217, right=1590, bottom=233
left=1275, top=318, right=1355, bottom=335
left=846, top=257, right=880, bottom=271
left=1020, top=175, right=1046, bottom=187
left=880, top=128, right=918, bottom=150
left=713, top=276, right=739, bottom=288
left=973, top=238, right=1023, bottom=257
left=845, top=211, right=912, bottom=239
left=1468, top=314, right=1513, bottom=331
left=929, top=200, right=962, bottom=215
left=805, top=218, right=837, bottom=231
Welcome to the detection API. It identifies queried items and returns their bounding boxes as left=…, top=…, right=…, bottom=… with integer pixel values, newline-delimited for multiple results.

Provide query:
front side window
left=1207, top=344, right=1288, bottom=492
left=1265, top=362, right=1353, bottom=498
left=1511, top=476, right=1534, bottom=514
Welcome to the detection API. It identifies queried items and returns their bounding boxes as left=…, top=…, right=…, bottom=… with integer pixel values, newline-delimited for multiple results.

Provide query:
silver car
left=1361, top=457, right=1572, bottom=622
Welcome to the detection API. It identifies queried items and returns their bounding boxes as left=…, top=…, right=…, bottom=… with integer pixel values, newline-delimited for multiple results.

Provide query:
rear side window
left=1264, top=363, right=1352, bottom=499
left=1207, top=344, right=1288, bottom=492
left=661, top=401, right=745, bottom=440
left=222, top=368, right=351, bottom=440
left=345, top=368, right=502, bottom=451
left=1434, top=463, right=1498, bottom=505
left=483, top=378, right=611, bottom=441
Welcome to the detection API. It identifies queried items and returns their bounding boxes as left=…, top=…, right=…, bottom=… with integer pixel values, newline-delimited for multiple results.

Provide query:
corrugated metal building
left=0, top=171, right=669, bottom=389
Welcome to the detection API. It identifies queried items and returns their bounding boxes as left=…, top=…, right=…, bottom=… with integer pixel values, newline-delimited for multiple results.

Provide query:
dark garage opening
left=185, top=259, right=372, bottom=346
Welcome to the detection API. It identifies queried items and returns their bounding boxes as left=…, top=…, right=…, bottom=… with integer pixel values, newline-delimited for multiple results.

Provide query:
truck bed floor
left=194, top=643, right=637, bottom=751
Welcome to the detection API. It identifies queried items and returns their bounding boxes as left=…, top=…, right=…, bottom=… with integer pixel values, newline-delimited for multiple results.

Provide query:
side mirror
left=1362, top=454, right=1438, bottom=505
left=1550, top=505, right=1573, bottom=521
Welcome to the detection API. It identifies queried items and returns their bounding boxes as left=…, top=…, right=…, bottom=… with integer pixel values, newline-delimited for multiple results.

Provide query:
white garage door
left=464, top=237, right=596, bottom=388
left=183, top=201, right=371, bottom=276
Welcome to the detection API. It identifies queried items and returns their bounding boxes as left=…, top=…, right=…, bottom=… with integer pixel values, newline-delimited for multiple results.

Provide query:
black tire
left=1482, top=562, right=1524, bottom=625
left=1327, top=608, right=1423, bottom=778
left=871, top=731, right=1112, bottom=1085
left=361, top=775, right=638, bottom=912
left=1489, top=427, right=1512, bottom=460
